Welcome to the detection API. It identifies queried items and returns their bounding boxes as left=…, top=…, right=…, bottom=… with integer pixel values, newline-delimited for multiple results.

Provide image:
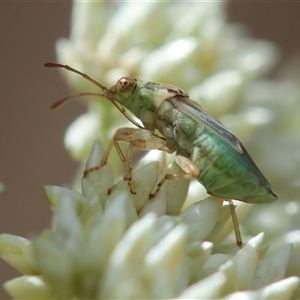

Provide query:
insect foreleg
left=150, top=155, right=200, bottom=199
left=84, top=127, right=173, bottom=195
left=84, top=128, right=149, bottom=177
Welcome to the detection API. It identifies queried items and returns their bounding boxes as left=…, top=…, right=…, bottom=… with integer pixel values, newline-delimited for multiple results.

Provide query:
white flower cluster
left=0, top=140, right=298, bottom=299
left=1, top=1, right=300, bottom=299
left=53, top=2, right=300, bottom=291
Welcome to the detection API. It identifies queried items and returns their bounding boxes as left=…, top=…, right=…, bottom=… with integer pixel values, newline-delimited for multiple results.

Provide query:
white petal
left=82, top=163, right=114, bottom=208
left=180, top=197, right=223, bottom=243
left=277, top=230, right=300, bottom=280
left=228, top=233, right=264, bottom=290
left=151, top=215, right=182, bottom=246
left=99, top=214, right=158, bottom=298
left=218, top=260, right=239, bottom=293
left=0, top=235, right=38, bottom=275
left=285, top=230, right=300, bottom=278
left=44, top=185, right=87, bottom=214
left=98, top=2, right=170, bottom=64
left=52, top=196, right=81, bottom=248
left=84, top=194, right=133, bottom=278
left=225, top=276, right=300, bottom=300
left=82, top=138, right=114, bottom=203
left=136, top=149, right=166, bottom=170
left=162, top=161, right=190, bottom=215
left=178, top=271, right=228, bottom=299
left=253, top=244, right=292, bottom=289
left=187, top=241, right=213, bottom=280
left=85, top=138, right=104, bottom=169
left=197, top=253, right=231, bottom=280
left=130, top=162, right=159, bottom=212
left=206, top=204, right=231, bottom=244
left=4, top=276, right=54, bottom=299
left=105, top=180, right=138, bottom=228
left=168, top=2, right=223, bottom=40
left=141, top=37, right=199, bottom=86
left=140, top=160, right=189, bottom=217
left=182, top=180, right=208, bottom=210
left=144, top=224, right=188, bottom=298
left=139, top=191, right=167, bottom=217
left=33, top=239, right=76, bottom=298
left=260, top=276, right=300, bottom=299
left=81, top=174, right=110, bottom=209
left=69, top=2, right=109, bottom=44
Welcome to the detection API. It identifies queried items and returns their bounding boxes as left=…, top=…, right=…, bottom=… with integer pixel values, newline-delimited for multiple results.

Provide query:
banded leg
left=84, top=127, right=173, bottom=193
left=150, top=155, right=200, bottom=199
left=147, top=154, right=244, bottom=248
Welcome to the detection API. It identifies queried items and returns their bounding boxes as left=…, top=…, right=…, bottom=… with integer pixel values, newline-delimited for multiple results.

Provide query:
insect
left=45, top=62, right=278, bottom=247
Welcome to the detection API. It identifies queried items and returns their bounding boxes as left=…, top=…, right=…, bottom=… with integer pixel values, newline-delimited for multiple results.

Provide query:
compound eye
left=117, top=77, right=136, bottom=94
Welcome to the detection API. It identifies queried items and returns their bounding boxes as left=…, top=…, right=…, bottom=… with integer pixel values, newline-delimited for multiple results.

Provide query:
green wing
left=170, top=95, right=244, bottom=154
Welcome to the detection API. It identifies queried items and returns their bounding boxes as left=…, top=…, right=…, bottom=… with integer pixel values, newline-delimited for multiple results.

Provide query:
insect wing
left=170, top=95, right=243, bottom=154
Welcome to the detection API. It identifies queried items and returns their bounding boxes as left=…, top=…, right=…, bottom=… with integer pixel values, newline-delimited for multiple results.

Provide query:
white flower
left=41, top=1, right=300, bottom=297
left=2, top=1, right=300, bottom=299
left=1, top=140, right=298, bottom=299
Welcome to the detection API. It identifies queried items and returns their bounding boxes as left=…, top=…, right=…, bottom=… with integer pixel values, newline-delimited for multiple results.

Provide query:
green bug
left=45, top=63, right=278, bottom=247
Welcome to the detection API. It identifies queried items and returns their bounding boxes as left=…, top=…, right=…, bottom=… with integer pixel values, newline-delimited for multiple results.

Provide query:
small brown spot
left=167, top=87, right=176, bottom=93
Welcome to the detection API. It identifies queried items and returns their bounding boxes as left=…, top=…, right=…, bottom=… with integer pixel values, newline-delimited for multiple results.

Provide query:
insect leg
left=116, top=129, right=174, bottom=194
left=84, top=127, right=146, bottom=177
left=120, top=131, right=173, bottom=191
left=84, top=128, right=172, bottom=194
left=83, top=130, right=121, bottom=178
left=150, top=155, right=199, bottom=199
left=226, top=198, right=243, bottom=248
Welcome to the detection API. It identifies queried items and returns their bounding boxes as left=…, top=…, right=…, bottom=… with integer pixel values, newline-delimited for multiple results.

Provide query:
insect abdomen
left=188, top=128, right=277, bottom=203
left=155, top=101, right=277, bottom=203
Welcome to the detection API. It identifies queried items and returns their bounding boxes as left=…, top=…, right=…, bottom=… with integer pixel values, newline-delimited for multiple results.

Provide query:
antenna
left=45, top=63, right=111, bottom=94
left=45, top=62, right=144, bottom=129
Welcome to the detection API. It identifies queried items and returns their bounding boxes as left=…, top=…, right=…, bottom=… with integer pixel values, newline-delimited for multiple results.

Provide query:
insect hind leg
left=149, top=155, right=244, bottom=248
left=150, top=155, right=199, bottom=199
left=225, top=198, right=243, bottom=248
